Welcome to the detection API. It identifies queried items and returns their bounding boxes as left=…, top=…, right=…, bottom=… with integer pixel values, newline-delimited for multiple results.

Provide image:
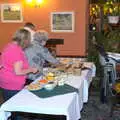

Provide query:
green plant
left=88, top=29, right=120, bottom=71
left=88, top=1, right=120, bottom=77
left=87, top=32, right=103, bottom=76
left=104, top=29, right=120, bottom=52
left=104, top=1, right=120, bottom=16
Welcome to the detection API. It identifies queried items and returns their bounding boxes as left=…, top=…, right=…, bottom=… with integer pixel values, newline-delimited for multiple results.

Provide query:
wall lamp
left=26, top=0, right=44, bottom=8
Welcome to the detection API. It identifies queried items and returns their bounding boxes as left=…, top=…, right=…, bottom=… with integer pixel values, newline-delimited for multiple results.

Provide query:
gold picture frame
left=1, top=3, right=23, bottom=23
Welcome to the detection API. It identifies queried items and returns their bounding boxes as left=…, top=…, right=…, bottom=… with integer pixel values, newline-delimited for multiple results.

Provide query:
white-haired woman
left=24, top=30, right=61, bottom=81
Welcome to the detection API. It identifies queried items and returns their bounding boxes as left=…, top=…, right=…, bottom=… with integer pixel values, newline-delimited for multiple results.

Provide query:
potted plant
left=104, top=1, right=120, bottom=24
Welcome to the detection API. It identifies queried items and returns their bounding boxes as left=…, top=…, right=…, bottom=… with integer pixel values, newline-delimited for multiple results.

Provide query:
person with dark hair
left=92, top=38, right=109, bottom=62
left=24, top=22, right=36, bottom=42
left=24, top=22, right=35, bottom=30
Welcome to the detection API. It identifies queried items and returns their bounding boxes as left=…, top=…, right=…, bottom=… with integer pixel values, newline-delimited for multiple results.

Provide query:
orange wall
left=0, top=0, right=88, bottom=56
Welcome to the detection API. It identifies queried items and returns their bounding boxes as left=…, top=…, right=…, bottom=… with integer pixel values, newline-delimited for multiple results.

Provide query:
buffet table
left=0, top=62, right=96, bottom=120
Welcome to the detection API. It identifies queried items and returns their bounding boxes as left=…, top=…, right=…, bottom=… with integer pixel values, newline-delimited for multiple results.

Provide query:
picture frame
left=51, top=12, right=75, bottom=32
left=1, top=3, right=23, bottom=23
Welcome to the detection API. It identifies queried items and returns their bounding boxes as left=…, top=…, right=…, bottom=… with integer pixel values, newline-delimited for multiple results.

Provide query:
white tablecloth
left=0, top=62, right=96, bottom=120
left=0, top=90, right=80, bottom=120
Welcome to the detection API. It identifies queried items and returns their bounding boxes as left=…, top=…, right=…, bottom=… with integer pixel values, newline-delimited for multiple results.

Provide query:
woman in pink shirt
left=0, top=28, right=38, bottom=101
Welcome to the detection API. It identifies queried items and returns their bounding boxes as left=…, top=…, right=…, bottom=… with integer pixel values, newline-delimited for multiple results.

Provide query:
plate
left=44, top=82, right=56, bottom=91
left=26, top=83, right=42, bottom=91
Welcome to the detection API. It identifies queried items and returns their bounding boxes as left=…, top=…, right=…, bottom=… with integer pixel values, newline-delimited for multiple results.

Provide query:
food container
left=73, top=68, right=81, bottom=76
left=44, top=81, right=56, bottom=91
left=38, top=79, right=48, bottom=85
left=58, top=79, right=65, bottom=86
left=45, top=72, right=55, bottom=81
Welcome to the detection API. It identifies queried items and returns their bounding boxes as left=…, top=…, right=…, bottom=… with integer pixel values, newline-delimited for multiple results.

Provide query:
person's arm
left=25, top=46, right=43, bottom=73
left=40, top=47, right=59, bottom=64
left=14, top=61, right=38, bottom=75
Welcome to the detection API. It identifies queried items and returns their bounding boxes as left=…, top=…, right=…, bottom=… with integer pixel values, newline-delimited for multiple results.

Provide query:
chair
left=99, top=53, right=117, bottom=81
left=93, top=43, right=120, bottom=101
left=95, top=44, right=120, bottom=116
left=100, top=62, right=116, bottom=102
left=95, top=42, right=120, bottom=81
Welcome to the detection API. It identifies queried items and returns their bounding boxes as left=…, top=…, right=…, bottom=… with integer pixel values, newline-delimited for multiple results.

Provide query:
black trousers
left=25, top=78, right=34, bottom=85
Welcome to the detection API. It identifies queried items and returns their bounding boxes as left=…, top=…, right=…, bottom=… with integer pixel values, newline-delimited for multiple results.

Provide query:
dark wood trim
left=56, top=55, right=87, bottom=58
left=46, top=38, right=64, bottom=45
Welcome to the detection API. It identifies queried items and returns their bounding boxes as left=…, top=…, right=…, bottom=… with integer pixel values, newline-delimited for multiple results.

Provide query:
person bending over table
left=0, top=28, right=38, bottom=100
left=0, top=28, right=38, bottom=120
left=24, top=30, right=64, bottom=82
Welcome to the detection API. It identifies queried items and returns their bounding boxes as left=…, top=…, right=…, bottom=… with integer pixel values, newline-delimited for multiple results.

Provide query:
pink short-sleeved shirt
left=0, top=42, right=29, bottom=90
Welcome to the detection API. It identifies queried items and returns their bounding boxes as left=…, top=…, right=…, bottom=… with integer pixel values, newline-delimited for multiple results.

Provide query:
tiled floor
left=81, top=91, right=120, bottom=120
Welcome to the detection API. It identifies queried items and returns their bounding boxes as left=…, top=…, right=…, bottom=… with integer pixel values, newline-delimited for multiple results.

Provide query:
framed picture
left=1, top=3, right=23, bottom=23
left=51, top=12, right=75, bottom=32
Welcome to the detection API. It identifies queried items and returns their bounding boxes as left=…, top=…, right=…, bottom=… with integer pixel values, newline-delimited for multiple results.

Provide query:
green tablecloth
left=30, top=84, right=78, bottom=98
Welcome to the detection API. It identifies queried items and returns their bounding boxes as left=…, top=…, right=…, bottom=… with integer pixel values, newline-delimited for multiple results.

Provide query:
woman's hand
left=14, top=61, right=39, bottom=75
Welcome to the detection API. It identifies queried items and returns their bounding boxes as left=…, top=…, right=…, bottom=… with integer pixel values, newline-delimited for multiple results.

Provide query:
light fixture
left=26, top=0, right=44, bottom=8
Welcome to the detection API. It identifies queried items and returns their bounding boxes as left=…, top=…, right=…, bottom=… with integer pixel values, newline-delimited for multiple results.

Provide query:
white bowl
left=44, top=82, right=56, bottom=91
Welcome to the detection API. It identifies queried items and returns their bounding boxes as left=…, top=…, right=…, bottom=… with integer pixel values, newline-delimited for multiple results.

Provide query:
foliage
left=88, top=0, right=120, bottom=77
left=104, top=1, right=120, bottom=16
left=87, top=29, right=120, bottom=76
left=90, top=0, right=106, bottom=4
left=103, top=29, right=120, bottom=52
left=87, top=32, right=101, bottom=76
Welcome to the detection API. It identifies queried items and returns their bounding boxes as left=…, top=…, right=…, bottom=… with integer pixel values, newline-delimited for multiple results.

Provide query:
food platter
left=26, top=83, right=42, bottom=91
left=38, top=79, right=48, bottom=85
